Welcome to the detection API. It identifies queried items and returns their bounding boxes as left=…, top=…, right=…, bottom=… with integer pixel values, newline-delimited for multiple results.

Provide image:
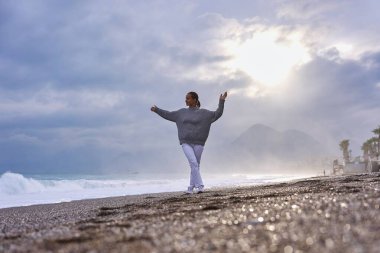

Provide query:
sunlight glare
left=226, top=30, right=310, bottom=87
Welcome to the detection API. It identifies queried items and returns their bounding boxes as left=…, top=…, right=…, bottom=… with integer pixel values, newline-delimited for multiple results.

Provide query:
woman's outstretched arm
left=151, top=105, right=178, bottom=122
left=211, top=91, right=227, bottom=123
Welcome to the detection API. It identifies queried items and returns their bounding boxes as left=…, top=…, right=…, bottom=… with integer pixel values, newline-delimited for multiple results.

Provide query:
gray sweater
left=155, top=99, right=225, bottom=146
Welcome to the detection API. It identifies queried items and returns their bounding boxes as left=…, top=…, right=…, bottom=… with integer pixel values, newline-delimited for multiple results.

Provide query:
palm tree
left=369, top=137, right=379, bottom=160
left=339, top=139, right=350, bottom=163
left=361, top=141, right=371, bottom=162
left=366, top=138, right=377, bottom=159
left=372, top=126, right=380, bottom=160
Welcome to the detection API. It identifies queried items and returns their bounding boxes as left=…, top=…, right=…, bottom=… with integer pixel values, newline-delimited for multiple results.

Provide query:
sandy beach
left=0, top=173, right=379, bottom=253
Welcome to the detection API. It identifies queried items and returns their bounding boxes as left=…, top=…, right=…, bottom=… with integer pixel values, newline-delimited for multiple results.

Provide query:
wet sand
left=1, top=173, right=379, bottom=253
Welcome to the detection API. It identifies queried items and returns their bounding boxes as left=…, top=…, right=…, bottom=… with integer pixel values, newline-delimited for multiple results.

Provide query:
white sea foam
left=0, top=171, right=308, bottom=209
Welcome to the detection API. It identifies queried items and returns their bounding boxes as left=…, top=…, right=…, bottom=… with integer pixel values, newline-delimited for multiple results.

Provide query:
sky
left=0, top=0, right=379, bottom=175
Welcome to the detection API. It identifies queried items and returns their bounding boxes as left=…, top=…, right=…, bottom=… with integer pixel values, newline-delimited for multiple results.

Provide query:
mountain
left=230, top=123, right=325, bottom=161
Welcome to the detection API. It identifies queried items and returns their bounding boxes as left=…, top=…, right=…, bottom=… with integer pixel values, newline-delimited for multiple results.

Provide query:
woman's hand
left=220, top=91, right=228, bottom=100
left=151, top=105, right=157, bottom=112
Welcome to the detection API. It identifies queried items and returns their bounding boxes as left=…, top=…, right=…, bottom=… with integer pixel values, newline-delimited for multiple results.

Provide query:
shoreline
left=0, top=173, right=312, bottom=210
left=1, top=173, right=379, bottom=252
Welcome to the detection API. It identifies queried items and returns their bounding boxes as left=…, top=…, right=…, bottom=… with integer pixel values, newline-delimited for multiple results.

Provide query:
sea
left=0, top=171, right=310, bottom=209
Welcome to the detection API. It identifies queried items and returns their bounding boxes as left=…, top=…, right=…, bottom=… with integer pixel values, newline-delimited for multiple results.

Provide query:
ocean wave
left=0, top=171, right=179, bottom=195
left=0, top=171, right=47, bottom=195
left=0, top=172, right=188, bottom=208
left=0, top=171, right=307, bottom=209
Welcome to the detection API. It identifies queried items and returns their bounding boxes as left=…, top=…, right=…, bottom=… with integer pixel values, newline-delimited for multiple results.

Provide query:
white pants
left=181, top=143, right=204, bottom=189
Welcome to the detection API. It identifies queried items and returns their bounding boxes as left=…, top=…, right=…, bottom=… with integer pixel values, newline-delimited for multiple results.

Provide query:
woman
left=151, top=91, right=227, bottom=194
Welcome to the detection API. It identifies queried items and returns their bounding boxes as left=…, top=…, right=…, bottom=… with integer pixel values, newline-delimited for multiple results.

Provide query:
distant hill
left=205, top=123, right=330, bottom=173
left=231, top=123, right=325, bottom=161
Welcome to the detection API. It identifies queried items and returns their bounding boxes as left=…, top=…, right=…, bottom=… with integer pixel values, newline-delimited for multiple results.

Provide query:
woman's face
left=185, top=93, right=197, bottom=107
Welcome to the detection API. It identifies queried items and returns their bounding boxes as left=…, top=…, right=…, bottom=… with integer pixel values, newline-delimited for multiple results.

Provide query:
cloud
left=0, top=1, right=379, bottom=174
left=276, top=0, right=338, bottom=20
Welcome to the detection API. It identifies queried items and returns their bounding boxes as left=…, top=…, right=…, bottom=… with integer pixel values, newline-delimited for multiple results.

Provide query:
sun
left=225, top=30, right=311, bottom=87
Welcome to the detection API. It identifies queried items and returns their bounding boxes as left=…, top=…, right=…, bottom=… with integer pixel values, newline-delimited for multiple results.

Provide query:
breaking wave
left=0, top=171, right=306, bottom=209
